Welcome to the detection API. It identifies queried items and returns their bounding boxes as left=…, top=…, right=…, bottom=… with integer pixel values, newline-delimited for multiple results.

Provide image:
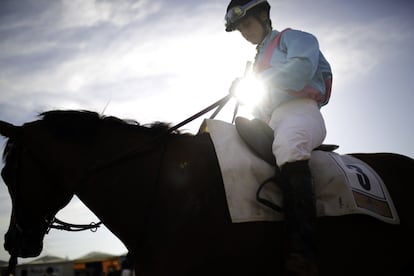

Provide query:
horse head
left=0, top=119, right=74, bottom=258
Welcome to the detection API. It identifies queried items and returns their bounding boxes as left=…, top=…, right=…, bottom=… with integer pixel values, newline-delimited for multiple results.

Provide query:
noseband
left=4, top=142, right=102, bottom=275
left=4, top=127, right=168, bottom=274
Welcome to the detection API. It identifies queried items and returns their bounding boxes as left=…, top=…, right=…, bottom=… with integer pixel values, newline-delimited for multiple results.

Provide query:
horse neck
left=72, top=132, right=167, bottom=251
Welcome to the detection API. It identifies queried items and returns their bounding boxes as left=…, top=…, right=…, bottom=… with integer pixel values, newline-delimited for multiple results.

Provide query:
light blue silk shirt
left=253, top=29, right=332, bottom=120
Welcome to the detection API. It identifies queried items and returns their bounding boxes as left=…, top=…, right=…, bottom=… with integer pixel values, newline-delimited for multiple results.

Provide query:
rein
left=5, top=93, right=236, bottom=275
left=89, top=60, right=250, bottom=171
left=5, top=144, right=103, bottom=276
left=6, top=218, right=102, bottom=275
left=47, top=217, right=102, bottom=232
left=5, top=255, right=17, bottom=276
left=77, top=93, right=236, bottom=263
left=90, top=92, right=235, bottom=173
left=167, top=93, right=233, bottom=133
left=88, top=60, right=252, bottom=172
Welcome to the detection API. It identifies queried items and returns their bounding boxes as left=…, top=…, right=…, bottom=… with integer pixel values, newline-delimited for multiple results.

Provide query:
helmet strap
left=254, top=14, right=272, bottom=42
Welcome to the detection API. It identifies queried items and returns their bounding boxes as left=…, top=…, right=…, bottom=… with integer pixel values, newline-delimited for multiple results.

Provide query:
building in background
left=16, top=255, right=74, bottom=276
left=1, top=259, right=9, bottom=276
left=74, top=252, right=122, bottom=276
left=5, top=252, right=126, bottom=276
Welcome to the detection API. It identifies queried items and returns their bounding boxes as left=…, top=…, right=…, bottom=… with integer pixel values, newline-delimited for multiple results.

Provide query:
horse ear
left=0, top=121, right=20, bottom=139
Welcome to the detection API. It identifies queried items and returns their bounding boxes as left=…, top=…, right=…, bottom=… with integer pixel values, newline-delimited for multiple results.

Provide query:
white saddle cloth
left=204, top=119, right=399, bottom=224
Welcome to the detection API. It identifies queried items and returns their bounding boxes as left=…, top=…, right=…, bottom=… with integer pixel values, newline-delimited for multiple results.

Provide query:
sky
left=1, top=0, right=414, bottom=263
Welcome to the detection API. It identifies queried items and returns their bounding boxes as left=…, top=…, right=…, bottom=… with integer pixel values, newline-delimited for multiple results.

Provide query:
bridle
left=3, top=141, right=104, bottom=275
left=3, top=124, right=171, bottom=275
left=47, top=217, right=102, bottom=232
left=3, top=93, right=236, bottom=275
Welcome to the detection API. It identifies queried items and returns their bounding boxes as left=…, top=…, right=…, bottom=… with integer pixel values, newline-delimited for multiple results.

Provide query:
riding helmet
left=225, top=0, right=271, bottom=32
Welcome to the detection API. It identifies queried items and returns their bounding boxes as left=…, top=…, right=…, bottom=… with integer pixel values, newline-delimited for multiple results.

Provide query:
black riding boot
left=280, top=160, right=318, bottom=276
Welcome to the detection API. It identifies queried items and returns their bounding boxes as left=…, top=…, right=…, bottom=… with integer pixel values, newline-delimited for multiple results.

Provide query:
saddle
left=234, top=117, right=339, bottom=212
left=234, top=117, right=339, bottom=166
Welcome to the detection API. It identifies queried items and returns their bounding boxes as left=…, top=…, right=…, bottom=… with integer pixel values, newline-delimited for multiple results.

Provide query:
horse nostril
left=4, top=230, right=18, bottom=256
left=4, top=228, right=44, bottom=258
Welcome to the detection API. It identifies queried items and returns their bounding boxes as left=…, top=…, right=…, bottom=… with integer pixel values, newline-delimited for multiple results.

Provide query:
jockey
left=225, top=0, right=332, bottom=274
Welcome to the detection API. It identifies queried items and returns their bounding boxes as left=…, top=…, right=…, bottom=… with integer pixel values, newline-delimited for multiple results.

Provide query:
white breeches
left=269, top=98, right=326, bottom=167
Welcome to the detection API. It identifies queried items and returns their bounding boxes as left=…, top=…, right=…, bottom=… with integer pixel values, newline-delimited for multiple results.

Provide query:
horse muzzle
left=4, top=224, right=44, bottom=258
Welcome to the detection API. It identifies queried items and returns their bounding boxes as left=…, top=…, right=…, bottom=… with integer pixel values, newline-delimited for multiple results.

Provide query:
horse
left=0, top=110, right=413, bottom=276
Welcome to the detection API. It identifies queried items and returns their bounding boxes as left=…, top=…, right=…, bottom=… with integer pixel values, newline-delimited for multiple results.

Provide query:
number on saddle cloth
left=234, top=116, right=339, bottom=166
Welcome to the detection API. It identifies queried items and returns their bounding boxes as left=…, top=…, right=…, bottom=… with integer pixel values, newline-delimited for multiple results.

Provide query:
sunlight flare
left=232, top=74, right=267, bottom=110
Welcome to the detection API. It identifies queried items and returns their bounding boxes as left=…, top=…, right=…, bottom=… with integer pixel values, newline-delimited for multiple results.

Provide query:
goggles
left=225, top=0, right=268, bottom=32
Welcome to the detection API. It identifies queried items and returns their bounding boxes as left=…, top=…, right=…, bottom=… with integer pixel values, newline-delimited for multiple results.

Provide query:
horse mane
left=1, top=110, right=187, bottom=160
left=38, top=110, right=177, bottom=141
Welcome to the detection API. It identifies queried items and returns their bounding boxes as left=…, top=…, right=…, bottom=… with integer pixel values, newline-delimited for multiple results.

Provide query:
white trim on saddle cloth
left=203, top=119, right=399, bottom=224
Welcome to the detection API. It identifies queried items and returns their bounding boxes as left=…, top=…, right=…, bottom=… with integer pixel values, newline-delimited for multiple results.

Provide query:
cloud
left=1, top=0, right=414, bottom=263
left=59, top=0, right=162, bottom=28
left=0, top=0, right=251, bottom=126
left=1, top=0, right=413, bottom=125
left=269, top=0, right=414, bottom=87
left=314, top=16, right=413, bottom=87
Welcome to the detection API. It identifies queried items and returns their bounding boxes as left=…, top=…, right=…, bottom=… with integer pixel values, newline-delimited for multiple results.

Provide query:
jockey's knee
left=273, top=130, right=312, bottom=167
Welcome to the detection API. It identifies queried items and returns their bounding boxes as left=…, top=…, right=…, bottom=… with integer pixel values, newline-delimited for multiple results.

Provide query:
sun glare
left=232, top=74, right=267, bottom=112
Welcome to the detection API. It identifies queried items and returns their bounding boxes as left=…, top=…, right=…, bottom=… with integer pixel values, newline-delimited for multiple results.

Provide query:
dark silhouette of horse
left=0, top=110, right=413, bottom=275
